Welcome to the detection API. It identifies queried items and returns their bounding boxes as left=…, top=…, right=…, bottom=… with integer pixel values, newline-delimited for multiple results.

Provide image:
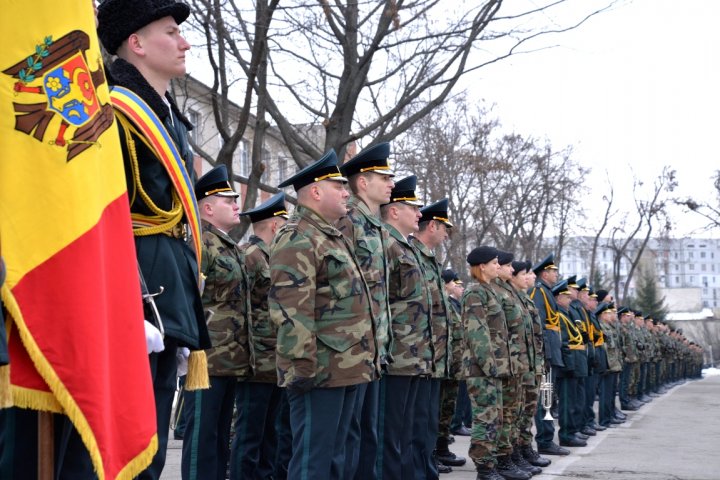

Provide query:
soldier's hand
left=287, top=376, right=314, bottom=395
left=144, top=320, right=165, bottom=354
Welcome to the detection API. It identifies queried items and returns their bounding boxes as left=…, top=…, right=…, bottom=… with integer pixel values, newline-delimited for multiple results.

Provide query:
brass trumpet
left=540, top=371, right=554, bottom=421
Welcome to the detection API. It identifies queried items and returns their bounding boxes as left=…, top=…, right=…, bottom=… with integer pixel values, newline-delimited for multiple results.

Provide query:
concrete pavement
left=161, top=371, right=720, bottom=479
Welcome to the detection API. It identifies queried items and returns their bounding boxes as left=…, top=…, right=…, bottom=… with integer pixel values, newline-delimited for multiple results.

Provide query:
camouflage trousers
left=630, top=362, right=640, bottom=397
left=438, top=379, right=459, bottom=437
left=517, top=372, right=540, bottom=447
left=498, top=375, right=524, bottom=455
left=467, top=376, right=502, bottom=467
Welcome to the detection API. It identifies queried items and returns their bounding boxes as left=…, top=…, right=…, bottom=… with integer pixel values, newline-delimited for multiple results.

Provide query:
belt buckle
left=172, top=223, right=187, bottom=240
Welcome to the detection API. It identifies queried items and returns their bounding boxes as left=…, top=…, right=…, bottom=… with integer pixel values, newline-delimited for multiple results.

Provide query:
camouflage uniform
left=462, top=281, right=509, bottom=469
left=269, top=204, right=379, bottom=388
left=514, top=289, right=544, bottom=449
left=182, top=221, right=251, bottom=480
left=380, top=223, right=434, bottom=479
left=619, top=320, right=639, bottom=406
left=336, top=194, right=391, bottom=480
left=598, top=315, right=622, bottom=427
left=269, top=203, right=378, bottom=479
left=230, top=235, right=287, bottom=479
left=490, top=278, right=526, bottom=456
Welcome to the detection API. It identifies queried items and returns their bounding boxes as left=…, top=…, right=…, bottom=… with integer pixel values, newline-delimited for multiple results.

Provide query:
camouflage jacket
left=240, top=235, right=276, bottom=383
left=513, top=287, right=542, bottom=379
left=462, top=281, right=511, bottom=378
left=447, top=296, right=465, bottom=379
left=600, top=320, right=623, bottom=372
left=269, top=205, right=379, bottom=388
left=620, top=322, right=639, bottom=363
left=383, top=224, right=434, bottom=376
left=337, top=195, right=392, bottom=365
left=491, top=278, right=527, bottom=376
left=409, top=236, right=454, bottom=378
left=636, top=326, right=652, bottom=362
left=529, top=281, right=564, bottom=368
left=200, top=221, right=252, bottom=377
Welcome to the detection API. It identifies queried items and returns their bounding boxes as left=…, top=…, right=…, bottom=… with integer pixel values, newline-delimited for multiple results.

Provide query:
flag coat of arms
left=0, top=2, right=157, bottom=478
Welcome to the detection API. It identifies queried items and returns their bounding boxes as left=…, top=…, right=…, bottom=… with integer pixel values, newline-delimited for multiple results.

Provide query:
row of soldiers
left=181, top=141, right=706, bottom=480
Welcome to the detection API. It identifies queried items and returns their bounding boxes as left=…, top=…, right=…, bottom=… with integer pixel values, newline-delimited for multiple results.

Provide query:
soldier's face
left=134, top=16, right=191, bottom=80
left=498, top=263, right=513, bottom=281
left=434, top=221, right=449, bottom=244
left=207, top=196, right=240, bottom=231
left=526, top=270, right=536, bottom=287
left=396, top=203, right=421, bottom=235
left=365, top=172, right=395, bottom=205
left=318, top=180, right=349, bottom=221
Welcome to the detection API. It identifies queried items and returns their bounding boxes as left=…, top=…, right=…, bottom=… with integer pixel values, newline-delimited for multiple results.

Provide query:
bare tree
left=179, top=0, right=618, bottom=208
left=608, top=167, right=677, bottom=304
left=587, top=173, right=616, bottom=284
left=676, top=170, right=720, bottom=231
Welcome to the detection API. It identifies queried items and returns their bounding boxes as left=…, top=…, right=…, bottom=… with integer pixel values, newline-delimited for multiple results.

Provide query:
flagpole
left=38, top=411, right=54, bottom=480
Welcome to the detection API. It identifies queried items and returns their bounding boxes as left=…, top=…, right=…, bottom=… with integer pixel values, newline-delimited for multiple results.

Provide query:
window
left=701, top=251, right=707, bottom=258
left=689, top=252, right=694, bottom=259
left=261, top=148, right=271, bottom=180
left=674, top=252, right=678, bottom=259
left=675, top=276, right=679, bottom=283
left=187, top=109, right=200, bottom=144
left=702, top=264, right=707, bottom=272
left=277, top=156, right=288, bottom=183
left=689, top=264, right=694, bottom=271
left=238, top=139, right=250, bottom=176
left=675, top=264, right=679, bottom=271
left=690, top=276, right=695, bottom=283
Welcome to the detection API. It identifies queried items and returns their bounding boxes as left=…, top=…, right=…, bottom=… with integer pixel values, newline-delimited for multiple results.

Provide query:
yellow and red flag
left=0, top=2, right=157, bottom=479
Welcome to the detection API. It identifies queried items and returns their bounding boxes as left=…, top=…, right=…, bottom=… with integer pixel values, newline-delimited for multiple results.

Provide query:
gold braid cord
left=116, top=113, right=183, bottom=236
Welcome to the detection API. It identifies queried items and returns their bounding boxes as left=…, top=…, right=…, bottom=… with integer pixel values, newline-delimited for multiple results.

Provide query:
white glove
left=144, top=320, right=165, bottom=354
left=176, top=347, right=190, bottom=376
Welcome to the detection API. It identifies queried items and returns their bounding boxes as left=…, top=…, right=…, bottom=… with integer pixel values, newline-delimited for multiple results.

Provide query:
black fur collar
left=108, top=58, right=192, bottom=130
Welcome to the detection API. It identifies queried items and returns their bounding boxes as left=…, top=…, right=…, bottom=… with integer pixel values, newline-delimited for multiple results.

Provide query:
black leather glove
left=287, top=377, right=314, bottom=395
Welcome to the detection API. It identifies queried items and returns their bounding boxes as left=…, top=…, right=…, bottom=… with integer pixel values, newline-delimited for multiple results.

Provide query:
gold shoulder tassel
left=184, top=350, right=210, bottom=390
left=0, top=364, right=12, bottom=408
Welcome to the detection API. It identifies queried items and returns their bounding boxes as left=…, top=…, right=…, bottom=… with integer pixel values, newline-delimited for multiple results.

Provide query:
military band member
left=230, top=192, right=288, bottom=479
left=528, top=255, right=569, bottom=456
left=337, top=143, right=394, bottom=480
left=182, top=165, right=251, bottom=480
left=579, top=281, right=608, bottom=433
left=565, top=277, right=591, bottom=441
left=378, top=175, right=434, bottom=479
left=97, top=1, right=211, bottom=477
left=410, top=198, right=456, bottom=478
left=269, top=150, right=379, bottom=479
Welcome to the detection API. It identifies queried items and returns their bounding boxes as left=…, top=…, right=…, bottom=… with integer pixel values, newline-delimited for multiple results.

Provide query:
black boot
left=520, top=444, right=551, bottom=467
left=511, top=447, right=542, bottom=475
left=435, top=435, right=467, bottom=467
left=496, top=455, right=532, bottom=480
left=476, top=464, right=504, bottom=480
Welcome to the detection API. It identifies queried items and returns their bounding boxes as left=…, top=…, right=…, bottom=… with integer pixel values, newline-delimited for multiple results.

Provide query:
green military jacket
left=460, top=282, right=497, bottom=378
left=600, top=320, right=623, bottom=372
left=492, top=278, right=528, bottom=377
left=513, top=287, right=541, bottom=383
left=410, top=237, right=454, bottom=379
left=337, top=195, right=392, bottom=365
left=269, top=205, right=379, bottom=388
left=620, top=322, right=639, bottom=363
left=200, top=222, right=252, bottom=377
left=462, top=281, right=511, bottom=378
left=384, top=224, right=434, bottom=376
left=240, top=235, right=276, bottom=383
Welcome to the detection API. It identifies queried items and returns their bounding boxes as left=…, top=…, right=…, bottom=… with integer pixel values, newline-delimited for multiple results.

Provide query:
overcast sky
left=467, top=0, right=720, bottom=238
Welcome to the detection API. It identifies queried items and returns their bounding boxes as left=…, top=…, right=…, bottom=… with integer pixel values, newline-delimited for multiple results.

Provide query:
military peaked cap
left=617, top=306, right=631, bottom=315
left=339, top=142, right=394, bottom=178
left=98, top=0, right=190, bottom=55
left=419, top=198, right=453, bottom=227
left=497, top=250, right=514, bottom=265
left=240, top=192, right=288, bottom=223
left=595, top=289, right=609, bottom=302
left=532, top=253, right=558, bottom=274
left=576, top=277, right=589, bottom=291
left=594, top=302, right=613, bottom=316
left=566, top=275, right=579, bottom=288
left=385, top=175, right=423, bottom=206
left=195, top=165, right=239, bottom=200
left=277, top=149, right=347, bottom=192
left=467, top=246, right=498, bottom=266
left=551, top=279, right=570, bottom=296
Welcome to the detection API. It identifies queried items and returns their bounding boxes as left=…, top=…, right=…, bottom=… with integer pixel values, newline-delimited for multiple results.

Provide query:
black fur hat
left=98, top=0, right=190, bottom=54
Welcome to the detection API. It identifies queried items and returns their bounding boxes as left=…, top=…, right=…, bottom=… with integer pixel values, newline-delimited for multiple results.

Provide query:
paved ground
left=161, top=371, right=720, bottom=479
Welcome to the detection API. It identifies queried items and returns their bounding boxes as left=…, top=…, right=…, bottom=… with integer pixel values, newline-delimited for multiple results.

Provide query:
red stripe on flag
left=10, top=193, right=156, bottom=478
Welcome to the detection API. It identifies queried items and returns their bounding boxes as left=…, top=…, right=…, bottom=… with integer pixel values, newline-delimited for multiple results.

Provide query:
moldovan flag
left=0, top=2, right=157, bottom=479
